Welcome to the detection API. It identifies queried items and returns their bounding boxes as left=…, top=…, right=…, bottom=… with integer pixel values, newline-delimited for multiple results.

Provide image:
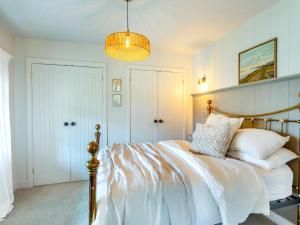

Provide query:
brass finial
left=279, top=119, right=286, bottom=135
left=95, top=124, right=100, bottom=131
left=87, top=141, right=99, bottom=157
left=95, top=124, right=101, bottom=145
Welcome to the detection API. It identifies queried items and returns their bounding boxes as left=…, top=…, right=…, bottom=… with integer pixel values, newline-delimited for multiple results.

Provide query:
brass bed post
left=86, top=124, right=101, bottom=225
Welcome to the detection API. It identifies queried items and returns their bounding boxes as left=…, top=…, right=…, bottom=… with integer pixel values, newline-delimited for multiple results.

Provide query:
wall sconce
left=197, top=74, right=208, bottom=92
left=197, top=78, right=202, bottom=90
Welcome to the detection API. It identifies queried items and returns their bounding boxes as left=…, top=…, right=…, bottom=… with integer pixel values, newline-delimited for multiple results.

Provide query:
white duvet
left=94, top=140, right=269, bottom=225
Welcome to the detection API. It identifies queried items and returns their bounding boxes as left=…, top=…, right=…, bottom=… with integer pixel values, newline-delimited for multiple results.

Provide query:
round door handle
left=158, top=119, right=163, bottom=123
left=154, top=119, right=158, bottom=123
left=71, top=122, right=76, bottom=126
left=64, top=122, right=69, bottom=126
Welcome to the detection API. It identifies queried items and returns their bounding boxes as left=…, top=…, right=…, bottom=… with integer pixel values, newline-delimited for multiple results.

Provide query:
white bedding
left=94, top=140, right=269, bottom=225
left=254, top=164, right=293, bottom=201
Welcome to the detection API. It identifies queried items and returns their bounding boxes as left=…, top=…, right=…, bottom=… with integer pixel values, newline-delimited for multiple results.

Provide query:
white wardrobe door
left=32, top=64, right=103, bottom=185
left=32, top=64, right=71, bottom=185
left=157, top=71, right=184, bottom=141
left=130, top=69, right=158, bottom=143
left=69, top=66, right=103, bottom=181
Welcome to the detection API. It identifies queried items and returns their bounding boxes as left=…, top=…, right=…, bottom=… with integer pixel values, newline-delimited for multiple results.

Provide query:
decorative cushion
left=191, top=122, right=230, bottom=159
left=227, top=147, right=298, bottom=170
left=229, top=128, right=290, bottom=159
left=205, top=113, right=243, bottom=149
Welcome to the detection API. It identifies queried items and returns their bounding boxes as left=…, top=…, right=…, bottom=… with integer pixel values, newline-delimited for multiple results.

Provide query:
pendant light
left=105, top=0, right=150, bottom=62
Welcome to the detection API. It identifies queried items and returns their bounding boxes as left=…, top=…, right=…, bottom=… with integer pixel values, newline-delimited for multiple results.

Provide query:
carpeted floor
left=1, top=181, right=276, bottom=225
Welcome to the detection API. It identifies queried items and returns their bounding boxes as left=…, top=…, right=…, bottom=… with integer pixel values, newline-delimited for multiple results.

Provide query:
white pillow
left=229, top=128, right=290, bottom=159
left=191, top=122, right=230, bottom=159
left=227, top=148, right=298, bottom=170
left=205, top=113, right=243, bottom=149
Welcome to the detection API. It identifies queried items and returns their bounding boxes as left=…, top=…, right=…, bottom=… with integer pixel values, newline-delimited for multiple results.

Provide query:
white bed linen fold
left=253, top=164, right=293, bottom=201
left=94, top=140, right=269, bottom=225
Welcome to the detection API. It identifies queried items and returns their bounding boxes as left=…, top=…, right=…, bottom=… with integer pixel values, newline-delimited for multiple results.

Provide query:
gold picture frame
left=238, top=38, right=277, bottom=85
left=112, top=94, right=122, bottom=107
left=112, top=79, right=122, bottom=92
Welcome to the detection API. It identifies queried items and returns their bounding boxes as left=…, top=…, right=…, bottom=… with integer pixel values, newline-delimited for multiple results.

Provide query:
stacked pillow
left=191, top=113, right=298, bottom=170
left=227, top=128, right=297, bottom=170
left=191, top=122, right=230, bottom=159
left=205, top=113, right=244, bottom=149
left=227, top=147, right=298, bottom=170
left=191, top=113, right=243, bottom=159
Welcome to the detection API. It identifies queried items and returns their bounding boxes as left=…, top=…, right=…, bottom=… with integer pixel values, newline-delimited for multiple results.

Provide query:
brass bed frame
left=85, top=94, right=300, bottom=225
left=207, top=97, right=300, bottom=224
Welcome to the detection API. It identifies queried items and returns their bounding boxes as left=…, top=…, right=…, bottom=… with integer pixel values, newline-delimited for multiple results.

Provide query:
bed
left=255, top=164, right=293, bottom=201
left=85, top=98, right=300, bottom=225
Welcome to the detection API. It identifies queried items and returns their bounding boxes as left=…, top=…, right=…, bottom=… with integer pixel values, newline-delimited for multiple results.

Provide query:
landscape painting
left=239, top=38, right=277, bottom=84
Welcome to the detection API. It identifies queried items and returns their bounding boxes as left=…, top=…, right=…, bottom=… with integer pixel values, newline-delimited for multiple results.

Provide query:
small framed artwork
left=112, top=94, right=122, bottom=107
left=112, top=79, right=122, bottom=92
left=239, top=38, right=277, bottom=85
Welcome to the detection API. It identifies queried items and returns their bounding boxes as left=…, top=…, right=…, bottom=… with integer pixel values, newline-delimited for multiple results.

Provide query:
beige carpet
left=1, top=181, right=276, bottom=225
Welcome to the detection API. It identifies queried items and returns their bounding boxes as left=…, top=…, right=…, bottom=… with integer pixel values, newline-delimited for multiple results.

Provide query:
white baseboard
left=267, top=211, right=294, bottom=225
left=13, top=181, right=32, bottom=191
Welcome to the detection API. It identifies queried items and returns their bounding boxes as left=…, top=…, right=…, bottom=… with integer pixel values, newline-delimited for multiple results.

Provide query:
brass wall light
left=197, top=74, right=208, bottom=92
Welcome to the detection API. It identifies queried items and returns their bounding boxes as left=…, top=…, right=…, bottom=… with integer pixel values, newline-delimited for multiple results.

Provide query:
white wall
left=0, top=24, right=14, bottom=55
left=192, top=0, right=300, bottom=93
left=13, top=37, right=193, bottom=189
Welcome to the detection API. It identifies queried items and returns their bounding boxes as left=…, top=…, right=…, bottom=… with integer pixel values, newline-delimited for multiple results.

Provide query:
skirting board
left=13, top=181, right=32, bottom=191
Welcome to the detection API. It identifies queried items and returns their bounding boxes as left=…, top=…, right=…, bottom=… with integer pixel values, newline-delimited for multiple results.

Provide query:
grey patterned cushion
left=191, top=122, right=230, bottom=159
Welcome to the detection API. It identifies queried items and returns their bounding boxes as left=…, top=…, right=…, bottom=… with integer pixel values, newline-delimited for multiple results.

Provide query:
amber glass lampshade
left=105, top=32, right=150, bottom=62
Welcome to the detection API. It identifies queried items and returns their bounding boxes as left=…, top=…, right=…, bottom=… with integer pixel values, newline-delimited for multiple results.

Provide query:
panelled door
left=130, top=69, right=184, bottom=143
left=31, top=63, right=103, bottom=186
left=130, top=69, right=159, bottom=143
left=157, top=71, right=184, bottom=141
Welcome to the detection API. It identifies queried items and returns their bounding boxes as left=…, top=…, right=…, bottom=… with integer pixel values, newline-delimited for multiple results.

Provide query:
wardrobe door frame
left=127, top=65, right=187, bottom=143
left=26, top=58, right=107, bottom=187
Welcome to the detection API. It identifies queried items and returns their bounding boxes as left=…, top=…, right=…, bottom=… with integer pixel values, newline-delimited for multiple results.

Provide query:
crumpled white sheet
left=93, top=140, right=269, bottom=225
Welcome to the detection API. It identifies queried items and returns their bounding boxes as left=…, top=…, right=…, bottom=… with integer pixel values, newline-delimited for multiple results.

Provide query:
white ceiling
left=0, top=0, right=277, bottom=54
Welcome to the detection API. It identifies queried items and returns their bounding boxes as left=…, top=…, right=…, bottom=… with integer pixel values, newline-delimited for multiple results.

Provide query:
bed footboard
left=86, top=124, right=101, bottom=225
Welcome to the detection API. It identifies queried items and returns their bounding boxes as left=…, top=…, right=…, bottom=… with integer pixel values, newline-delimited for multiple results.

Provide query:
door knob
left=71, top=122, right=76, bottom=126
left=154, top=119, right=158, bottom=123
left=64, top=122, right=69, bottom=126
left=158, top=119, right=163, bottom=123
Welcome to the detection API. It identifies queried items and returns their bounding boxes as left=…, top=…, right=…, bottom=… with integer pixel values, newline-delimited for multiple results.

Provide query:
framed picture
left=112, top=94, right=121, bottom=107
left=239, top=38, right=277, bottom=85
left=112, top=79, right=121, bottom=92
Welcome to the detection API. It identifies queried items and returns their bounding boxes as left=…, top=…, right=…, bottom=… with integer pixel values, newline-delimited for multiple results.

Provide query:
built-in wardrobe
left=27, top=59, right=105, bottom=186
left=130, top=68, right=185, bottom=143
left=27, top=61, right=185, bottom=186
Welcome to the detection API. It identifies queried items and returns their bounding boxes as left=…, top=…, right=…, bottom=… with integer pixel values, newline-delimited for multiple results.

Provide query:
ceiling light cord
left=126, top=0, right=129, bottom=32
